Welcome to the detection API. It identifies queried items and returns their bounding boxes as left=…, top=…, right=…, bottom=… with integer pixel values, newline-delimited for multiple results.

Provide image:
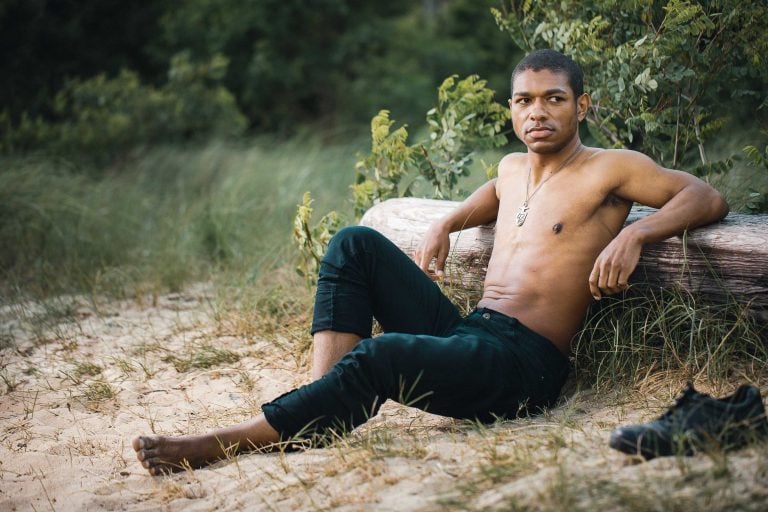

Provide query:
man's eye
left=516, top=98, right=530, bottom=104
left=549, top=96, right=564, bottom=102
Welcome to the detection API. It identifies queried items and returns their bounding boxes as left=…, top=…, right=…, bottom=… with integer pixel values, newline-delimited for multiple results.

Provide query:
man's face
left=509, top=68, right=587, bottom=154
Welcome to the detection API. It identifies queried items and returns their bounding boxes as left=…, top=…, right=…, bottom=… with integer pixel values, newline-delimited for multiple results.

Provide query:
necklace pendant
left=516, top=203, right=529, bottom=227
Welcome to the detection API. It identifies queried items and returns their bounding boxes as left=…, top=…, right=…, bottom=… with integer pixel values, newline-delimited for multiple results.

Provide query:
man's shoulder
left=585, top=147, right=657, bottom=168
left=498, top=152, right=527, bottom=176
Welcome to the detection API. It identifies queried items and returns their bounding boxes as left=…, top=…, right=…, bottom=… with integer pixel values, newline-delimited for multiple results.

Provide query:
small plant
left=163, top=344, right=240, bottom=373
left=83, top=381, right=116, bottom=401
left=742, top=141, right=768, bottom=213
left=352, top=75, right=507, bottom=216
left=110, top=356, right=137, bottom=377
left=72, top=361, right=103, bottom=379
left=292, top=192, right=340, bottom=284
left=0, top=369, right=18, bottom=393
left=236, top=371, right=255, bottom=393
left=294, top=75, right=507, bottom=281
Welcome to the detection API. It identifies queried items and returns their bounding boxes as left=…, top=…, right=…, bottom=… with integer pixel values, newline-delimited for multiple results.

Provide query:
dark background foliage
left=0, top=0, right=521, bottom=132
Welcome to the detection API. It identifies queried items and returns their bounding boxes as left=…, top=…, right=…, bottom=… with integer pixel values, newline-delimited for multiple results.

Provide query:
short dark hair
left=511, top=49, right=584, bottom=98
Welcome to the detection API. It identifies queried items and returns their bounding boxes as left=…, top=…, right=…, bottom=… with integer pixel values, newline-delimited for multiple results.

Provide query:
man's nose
left=529, top=103, right=548, bottom=120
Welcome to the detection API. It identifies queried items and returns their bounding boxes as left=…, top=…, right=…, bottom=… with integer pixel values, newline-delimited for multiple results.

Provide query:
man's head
left=508, top=49, right=589, bottom=154
left=511, top=49, right=583, bottom=99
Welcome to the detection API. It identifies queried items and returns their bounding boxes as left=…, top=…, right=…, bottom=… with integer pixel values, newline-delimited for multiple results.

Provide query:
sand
left=1, top=286, right=766, bottom=511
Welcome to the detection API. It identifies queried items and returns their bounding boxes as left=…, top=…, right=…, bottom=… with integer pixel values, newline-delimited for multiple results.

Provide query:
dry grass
left=1, top=279, right=767, bottom=511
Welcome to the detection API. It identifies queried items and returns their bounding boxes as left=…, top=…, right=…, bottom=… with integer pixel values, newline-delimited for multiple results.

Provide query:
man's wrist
left=622, top=222, right=650, bottom=246
left=433, top=217, right=455, bottom=234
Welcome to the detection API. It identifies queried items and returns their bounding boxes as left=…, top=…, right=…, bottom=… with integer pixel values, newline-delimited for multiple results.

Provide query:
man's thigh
left=347, top=328, right=528, bottom=421
left=313, top=226, right=461, bottom=338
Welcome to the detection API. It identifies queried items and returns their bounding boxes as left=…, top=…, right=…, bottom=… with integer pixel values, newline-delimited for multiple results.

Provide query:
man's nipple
left=552, top=222, right=563, bottom=234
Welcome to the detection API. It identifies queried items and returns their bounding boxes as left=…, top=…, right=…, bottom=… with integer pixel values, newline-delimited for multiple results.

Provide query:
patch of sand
left=1, top=286, right=766, bottom=511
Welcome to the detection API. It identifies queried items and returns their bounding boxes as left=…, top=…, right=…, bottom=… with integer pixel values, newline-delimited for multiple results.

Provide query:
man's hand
left=588, top=229, right=643, bottom=299
left=587, top=150, right=727, bottom=301
left=415, top=222, right=451, bottom=281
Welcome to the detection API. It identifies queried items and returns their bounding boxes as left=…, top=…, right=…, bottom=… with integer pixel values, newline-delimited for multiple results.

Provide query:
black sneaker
left=609, top=383, right=768, bottom=459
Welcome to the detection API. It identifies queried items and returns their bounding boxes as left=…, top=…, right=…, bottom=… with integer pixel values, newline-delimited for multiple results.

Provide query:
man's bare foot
left=132, top=434, right=228, bottom=475
left=132, top=415, right=282, bottom=475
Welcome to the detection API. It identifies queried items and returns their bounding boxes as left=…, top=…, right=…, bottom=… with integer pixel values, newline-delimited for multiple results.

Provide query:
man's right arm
left=415, top=178, right=499, bottom=278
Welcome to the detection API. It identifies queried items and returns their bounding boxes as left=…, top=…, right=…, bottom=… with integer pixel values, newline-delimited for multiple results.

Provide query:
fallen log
left=360, top=197, right=768, bottom=324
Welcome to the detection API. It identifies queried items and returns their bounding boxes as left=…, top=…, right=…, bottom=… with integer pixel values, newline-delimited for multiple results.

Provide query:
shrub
left=491, top=0, right=768, bottom=174
left=293, top=75, right=508, bottom=277
left=1, top=52, right=246, bottom=165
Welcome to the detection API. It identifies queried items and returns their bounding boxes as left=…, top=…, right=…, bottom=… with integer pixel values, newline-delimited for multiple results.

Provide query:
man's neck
left=527, top=138, right=584, bottom=180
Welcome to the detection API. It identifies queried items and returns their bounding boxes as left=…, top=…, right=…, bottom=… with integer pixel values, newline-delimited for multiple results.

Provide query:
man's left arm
left=589, top=150, right=729, bottom=299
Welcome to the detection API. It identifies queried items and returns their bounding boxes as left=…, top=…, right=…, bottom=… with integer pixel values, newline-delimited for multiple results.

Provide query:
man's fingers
left=606, top=263, right=620, bottom=293
left=415, top=245, right=430, bottom=273
left=591, top=239, right=640, bottom=298
left=600, top=263, right=621, bottom=295
left=588, top=263, right=601, bottom=300
left=597, top=260, right=610, bottom=295
left=597, top=264, right=632, bottom=296
left=435, top=247, right=448, bottom=276
left=617, top=269, right=630, bottom=291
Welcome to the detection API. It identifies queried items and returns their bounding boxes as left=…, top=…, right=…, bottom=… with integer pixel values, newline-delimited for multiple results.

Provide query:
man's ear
left=577, top=93, right=590, bottom=121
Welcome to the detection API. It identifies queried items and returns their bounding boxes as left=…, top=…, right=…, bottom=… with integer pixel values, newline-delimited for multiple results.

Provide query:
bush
left=293, top=74, right=508, bottom=280
left=492, top=0, right=768, bottom=174
left=1, top=53, right=246, bottom=165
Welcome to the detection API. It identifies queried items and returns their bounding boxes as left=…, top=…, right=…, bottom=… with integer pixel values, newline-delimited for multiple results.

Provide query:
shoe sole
left=610, top=417, right=768, bottom=460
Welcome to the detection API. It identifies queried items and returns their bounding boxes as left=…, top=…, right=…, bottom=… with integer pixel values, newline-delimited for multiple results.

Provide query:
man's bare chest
left=496, top=176, right=630, bottom=243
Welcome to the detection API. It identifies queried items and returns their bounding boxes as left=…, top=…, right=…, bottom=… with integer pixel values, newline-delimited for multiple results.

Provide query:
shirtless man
left=133, top=49, right=728, bottom=475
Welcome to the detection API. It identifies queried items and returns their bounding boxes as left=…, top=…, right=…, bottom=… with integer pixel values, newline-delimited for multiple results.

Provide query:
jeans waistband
left=469, top=307, right=569, bottom=365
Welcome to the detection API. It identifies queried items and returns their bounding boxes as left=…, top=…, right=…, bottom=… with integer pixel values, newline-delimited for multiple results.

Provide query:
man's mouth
left=527, top=126, right=553, bottom=138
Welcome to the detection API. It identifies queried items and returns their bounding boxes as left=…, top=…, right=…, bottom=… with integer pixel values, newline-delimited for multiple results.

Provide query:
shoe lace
left=659, top=383, right=702, bottom=420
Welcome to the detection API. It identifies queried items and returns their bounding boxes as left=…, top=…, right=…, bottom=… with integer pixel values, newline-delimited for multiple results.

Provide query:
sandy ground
left=1, top=286, right=767, bottom=511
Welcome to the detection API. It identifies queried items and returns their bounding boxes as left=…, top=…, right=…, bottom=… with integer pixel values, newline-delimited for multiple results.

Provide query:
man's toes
left=142, top=457, right=167, bottom=472
left=141, top=458, right=173, bottom=476
left=133, top=435, right=161, bottom=452
left=136, top=447, right=158, bottom=462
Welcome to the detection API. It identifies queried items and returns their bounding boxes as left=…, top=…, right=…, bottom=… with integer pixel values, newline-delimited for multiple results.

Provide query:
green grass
left=162, top=343, right=241, bottom=373
left=573, top=285, right=768, bottom=391
left=0, top=135, right=368, bottom=300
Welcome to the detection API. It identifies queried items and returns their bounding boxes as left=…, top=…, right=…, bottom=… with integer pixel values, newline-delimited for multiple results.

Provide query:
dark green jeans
left=261, top=226, right=570, bottom=439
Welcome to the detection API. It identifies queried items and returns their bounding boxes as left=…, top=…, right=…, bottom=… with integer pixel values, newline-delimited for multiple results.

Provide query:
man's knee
left=324, top=226, right=386, bottom=267
left=328, top=226, right=380, bottom=252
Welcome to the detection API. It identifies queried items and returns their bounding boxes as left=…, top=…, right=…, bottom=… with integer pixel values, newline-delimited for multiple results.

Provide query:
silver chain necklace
left=516, top=144, right=584, bottom=227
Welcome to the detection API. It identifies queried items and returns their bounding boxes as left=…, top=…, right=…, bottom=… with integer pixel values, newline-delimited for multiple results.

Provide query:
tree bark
left=360, top=197, right=768, bottom=324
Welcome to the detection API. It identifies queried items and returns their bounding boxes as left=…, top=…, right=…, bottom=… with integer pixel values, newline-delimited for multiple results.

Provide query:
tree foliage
left=742, top=139, right=768, bottom=213
left=492, top=0, right=768, bottom=173
left=0, top=0, right=167, bottom=123
left=1, top=53, right=246, bottom=164
left=1, top=0, right=517, bottom=135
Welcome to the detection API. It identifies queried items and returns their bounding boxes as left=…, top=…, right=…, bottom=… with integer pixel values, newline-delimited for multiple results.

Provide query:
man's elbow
left=706, top=188, right=729, bottom=222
